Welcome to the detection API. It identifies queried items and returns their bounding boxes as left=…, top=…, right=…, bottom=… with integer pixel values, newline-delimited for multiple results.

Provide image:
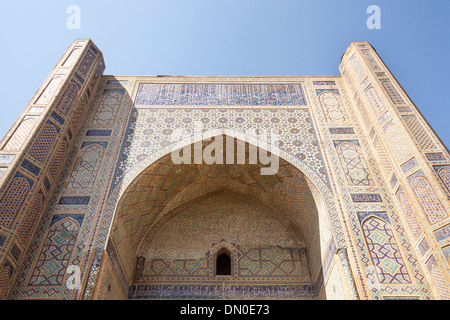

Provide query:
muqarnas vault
left=0, top=39, right=449, bottom=300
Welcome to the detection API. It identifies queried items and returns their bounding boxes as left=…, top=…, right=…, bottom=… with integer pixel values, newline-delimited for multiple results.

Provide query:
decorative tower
left=340, top=41, right=450, bottom=300
left=0, top=40, right=104, bottom=299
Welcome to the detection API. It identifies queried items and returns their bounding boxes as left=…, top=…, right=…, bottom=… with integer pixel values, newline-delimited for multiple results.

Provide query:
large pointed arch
left=111, top=128, right=336, bottom=230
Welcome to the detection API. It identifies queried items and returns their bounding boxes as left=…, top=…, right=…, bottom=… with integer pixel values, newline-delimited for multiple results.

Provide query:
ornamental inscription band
left=135, top=83, right=308, bottom=106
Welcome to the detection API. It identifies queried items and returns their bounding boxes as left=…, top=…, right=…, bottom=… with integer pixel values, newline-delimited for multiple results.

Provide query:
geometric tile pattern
left=335, top=141, right=374, bottom=186
left=48, top=140, right=68, bottom=181
left=85, top=130, right=112, bottom=136
left=17, top=192, right=43, bottom=245
left=77, top=51, right=96, bottom=77
left=356, top=99, right=372, bottom=131
left=73, top=73, right=84, bottom=84
left=51, top=111, right=65, bottom=126
left=92, top=90, right=123, bottom=125
left=418, top=238, right=430, bottom=256
left=238, top=245, right=305, bottom=278
left=313, top=81, right=336, bottom=85
left=69, top=95, right=88, bottom=134
left=0, top=40, right=104, bottom=301
left=109, top=128, right=331, bottom=293
left=0, top=265, right=10, bottom=299
left=443, top=246, right=450, bottom=261
left=364, top=86, right=386, bottom=116
left=351, top=194, right=382, bottom=202
left=28, top=218, right=80, bottom=286
left=390, top=174, right=398, bottom=188
left=397, top=106, right=413, bottom=113
left=410, top=174, right=449, bottom=225
left=348, top=55, right=366, bottom=80
left=396, top=188, right=423, bottom=241
left=135, top=83, right=307, bottom=106
left=29, top=122, right=59, bottom=163
left=361, top=216, right=411, bottom=284
left=383, top=122, right=413, bottom=163
left=381, top=79, right=405, bottom=105
left=20, top=159, right=41, bottom=176
left=55, top=82, right=78, bottom=116
left=144, top=189, right=302, bottom=253
left=138, top=189, right=310, bottom=285
left=58, top=196, right=90, bottom=205
left=67, top=144, right=105, bottom=189
left=402, top=115, right=436, bottom=150
left=77, top=50, right=96, bottom=77
left=82, top=249, right=105, bottom=300
left=373, top=136, right=394, bottom=178
left=143, top=256, right=209, bottom=277
left=357, top=211, right=391, bottom=224
left=113, top=107, right=329, bottom=190
left=329, top=128, right=355, bottom=134
left=360, top=50, right=382, bottom=72
left=427, top=259, right=450, bottom=300
left=10, top=244, right=21, bottom=262
left=0, top=177, right=30, bottom=230
left=342, top=70, right=357, bottom=98
left=316, top=89, right=340, bottom=96
left=103, top=72, right=431, bottom=300
left=143, top=246, right=307, bottom=280
left=400, top=157, right=418, bottom=173
left=43, top=177, right=51, bottom=191
left=4, top=40, right=447, bottom=301
left=433, top=225, right=450, bottom=242
left=86, top=60, right=103, bottom=96
left=317, top=91, right=348, bottom=123
left=437, top=167, right=450, bottom=194
left=425, top=153, right=446, bottom=161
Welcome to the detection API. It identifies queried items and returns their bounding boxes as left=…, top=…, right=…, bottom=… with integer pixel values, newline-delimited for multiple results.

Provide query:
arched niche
left=103, top=134, right=345, bottom=299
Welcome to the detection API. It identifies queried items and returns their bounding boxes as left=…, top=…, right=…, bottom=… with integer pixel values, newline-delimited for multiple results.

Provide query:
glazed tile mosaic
left=0, top=40, right=448, bottom=300
left=112, top=107, right=330, bottom=192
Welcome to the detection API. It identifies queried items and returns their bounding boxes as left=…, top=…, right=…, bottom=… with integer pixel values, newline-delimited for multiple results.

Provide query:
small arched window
left=216, top=248, right=231, bottom=276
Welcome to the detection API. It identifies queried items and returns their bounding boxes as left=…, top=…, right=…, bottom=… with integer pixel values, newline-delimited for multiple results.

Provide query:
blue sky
left=0, top=0, right=449, bottom=148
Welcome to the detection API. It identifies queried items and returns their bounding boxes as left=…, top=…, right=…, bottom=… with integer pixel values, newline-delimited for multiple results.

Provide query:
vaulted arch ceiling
left=136, top=188, right=314, bottom=286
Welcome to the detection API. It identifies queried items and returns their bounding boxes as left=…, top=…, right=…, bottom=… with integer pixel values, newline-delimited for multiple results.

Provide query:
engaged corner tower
left=0, top=39, right=449, bottom=300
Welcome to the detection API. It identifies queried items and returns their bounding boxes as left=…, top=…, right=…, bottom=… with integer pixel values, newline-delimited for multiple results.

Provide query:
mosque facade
left=0, top=39, right=449, bottom=300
